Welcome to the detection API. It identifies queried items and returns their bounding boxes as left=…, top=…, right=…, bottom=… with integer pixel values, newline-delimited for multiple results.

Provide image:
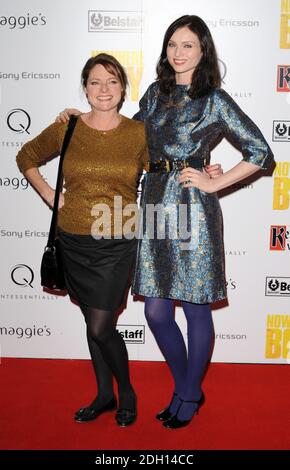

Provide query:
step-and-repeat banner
left=0, top=0, right=289, bottom=363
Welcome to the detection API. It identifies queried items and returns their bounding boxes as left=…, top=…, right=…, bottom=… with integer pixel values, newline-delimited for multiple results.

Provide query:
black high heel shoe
left=156, top=392, right=180, bottom=422
left=74, top=396, right=117, bottom=422
left=163, top=393, right=205, bottom=429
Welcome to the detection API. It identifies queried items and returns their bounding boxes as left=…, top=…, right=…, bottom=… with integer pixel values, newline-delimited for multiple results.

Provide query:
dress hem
left=131, top=289, right=227, bottom=305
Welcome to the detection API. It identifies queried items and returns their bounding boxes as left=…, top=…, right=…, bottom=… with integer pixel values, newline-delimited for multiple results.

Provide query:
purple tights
left=145, top=297, right=213, bottom=421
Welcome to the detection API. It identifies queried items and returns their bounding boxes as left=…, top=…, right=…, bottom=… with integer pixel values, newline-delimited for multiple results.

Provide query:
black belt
left=148, top=157, right=206, bottom=173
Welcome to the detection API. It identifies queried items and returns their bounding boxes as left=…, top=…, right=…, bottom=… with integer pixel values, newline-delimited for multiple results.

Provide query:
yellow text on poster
left=91, top=50, right=143, bottom=101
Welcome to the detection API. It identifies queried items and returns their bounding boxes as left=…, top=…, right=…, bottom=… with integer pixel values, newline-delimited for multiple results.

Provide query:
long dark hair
left=156, top=15, right=221, bottom=99
left=81, top=53, right=128, bottom=110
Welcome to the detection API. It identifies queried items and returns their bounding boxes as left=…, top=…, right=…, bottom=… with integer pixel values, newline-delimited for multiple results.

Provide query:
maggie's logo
left=269, top=225, right=290, bottom=251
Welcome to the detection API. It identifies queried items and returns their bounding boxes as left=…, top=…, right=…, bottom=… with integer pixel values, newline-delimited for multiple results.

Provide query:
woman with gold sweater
left=16, top=54, right=147, bottom=427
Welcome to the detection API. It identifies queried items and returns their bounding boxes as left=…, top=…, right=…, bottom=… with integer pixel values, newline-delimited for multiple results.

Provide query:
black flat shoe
left=156, top=392, right=179, bottom=422
left=74, top=397, right=117, bottom=422
left=163, top=393, right=205, bottom=430
left=115, top=408, right=137, bottom=427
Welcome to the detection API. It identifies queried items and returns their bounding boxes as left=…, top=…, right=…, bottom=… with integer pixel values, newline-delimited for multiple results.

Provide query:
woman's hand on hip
left=43, top=188, right=65, bottom=209
left=205, top=163, right=223, bottom=178
left=178, top=168, right=217, bottom=193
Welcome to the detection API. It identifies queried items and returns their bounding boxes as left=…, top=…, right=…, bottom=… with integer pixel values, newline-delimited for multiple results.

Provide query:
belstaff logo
left=265, top=277, right=290, bottom=296
left=280, top=0, right=290, bottom=48
left=11, top=264, right=34, bottom=288
left=88, top=11, right=143, bottom=33
left=91, top=50, right=143, bottom=102
left=273, top=162, right=290, bottom=210
left=269, top=225, right=290, bottom=251
left=7, top=109, right=31, bottom=134
left=277, top=65, right=290, bottom=92
left=117, top=325, right=145, bottom=344
left=272, top=121, right=290, bottom=141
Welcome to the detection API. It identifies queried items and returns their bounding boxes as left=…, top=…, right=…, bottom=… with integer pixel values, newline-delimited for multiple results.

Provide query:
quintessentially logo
left=7, top=109, right=31, bottom=134
left=11, top=264, right=34, bottom=288
left=273, top=162, right=290, bottom=210
left=273, top=121, right=290, bottom=141
left=280, top=0, right=290, bottom=48
left=265, top=277, right=290, bottom=296
left=91, top=50, right=143, bottom=101
left=269, top=225, right=290, bottom=251
left=265, top=314, right=290, bottom=359
left=225, top=249, right=246, bottom=256
left=277, top=65, right=290, bottom=91
left=88, top=11, right=143, bottom=33
left=218, top=59, right=227, bottom=83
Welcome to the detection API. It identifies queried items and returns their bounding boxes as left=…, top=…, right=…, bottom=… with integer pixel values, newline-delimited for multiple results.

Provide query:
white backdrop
left=0, top=0, right=289, bottom=363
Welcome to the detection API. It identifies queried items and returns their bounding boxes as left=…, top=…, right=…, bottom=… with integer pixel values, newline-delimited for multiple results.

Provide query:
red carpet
left=0, top=358, right=289, bottom=450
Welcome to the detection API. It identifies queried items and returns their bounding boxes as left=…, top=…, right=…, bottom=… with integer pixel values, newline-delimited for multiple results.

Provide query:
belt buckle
left=174, top=160, right=183, bottom=171
left=154, top=160, right=161, bottom=171
left=165, top=160, right=171, bottom=172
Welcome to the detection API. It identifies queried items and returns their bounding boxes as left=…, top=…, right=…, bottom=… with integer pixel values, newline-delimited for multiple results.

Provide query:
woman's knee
left=144, top=297, right=173, bottom=325
left=87, top=323, right=113, bottom=344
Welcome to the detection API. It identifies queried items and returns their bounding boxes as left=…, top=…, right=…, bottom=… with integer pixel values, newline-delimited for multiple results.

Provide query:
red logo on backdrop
left=277, top=65, right=290, bottom=92
left=270, top=225, right=290, bottom=251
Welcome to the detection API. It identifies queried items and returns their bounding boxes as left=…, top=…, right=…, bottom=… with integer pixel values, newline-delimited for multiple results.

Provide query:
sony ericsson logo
left=88, top=10, right=143, bottom=33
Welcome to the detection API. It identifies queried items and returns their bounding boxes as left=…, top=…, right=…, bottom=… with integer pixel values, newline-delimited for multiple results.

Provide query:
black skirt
left=58, top=230, right=137, bottom=310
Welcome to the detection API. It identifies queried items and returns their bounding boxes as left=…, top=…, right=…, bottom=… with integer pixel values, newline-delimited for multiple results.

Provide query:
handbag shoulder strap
left=47, top=115, right=78, bottom=246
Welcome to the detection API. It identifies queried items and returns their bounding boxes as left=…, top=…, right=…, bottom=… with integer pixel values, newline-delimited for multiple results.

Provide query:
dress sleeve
left=133, top=81, right=158, bottom=122
left=16, top=122, right=66, bottom=173
left=215, top=89, right=274, bottom=170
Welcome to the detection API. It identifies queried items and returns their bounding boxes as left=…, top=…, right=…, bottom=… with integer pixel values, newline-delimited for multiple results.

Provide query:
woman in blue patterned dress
left=56, top=15, right=274, bottom=429
left=131, top=15, right=274, bottom=429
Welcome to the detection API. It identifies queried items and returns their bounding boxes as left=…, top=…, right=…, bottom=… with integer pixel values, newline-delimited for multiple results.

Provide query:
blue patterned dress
left=132, top=82, right=274, bottom=304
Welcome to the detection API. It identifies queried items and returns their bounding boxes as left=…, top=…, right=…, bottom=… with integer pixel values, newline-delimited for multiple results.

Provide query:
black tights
left=81, top=305, right=135, bottom=410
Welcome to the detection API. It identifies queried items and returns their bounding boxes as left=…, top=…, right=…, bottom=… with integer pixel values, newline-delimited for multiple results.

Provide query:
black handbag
left=40, top=115, right=78, bottom=290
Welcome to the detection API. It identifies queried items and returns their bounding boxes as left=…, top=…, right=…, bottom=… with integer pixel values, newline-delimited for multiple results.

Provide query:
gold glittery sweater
left=16, top=116, right=148, bottom=235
